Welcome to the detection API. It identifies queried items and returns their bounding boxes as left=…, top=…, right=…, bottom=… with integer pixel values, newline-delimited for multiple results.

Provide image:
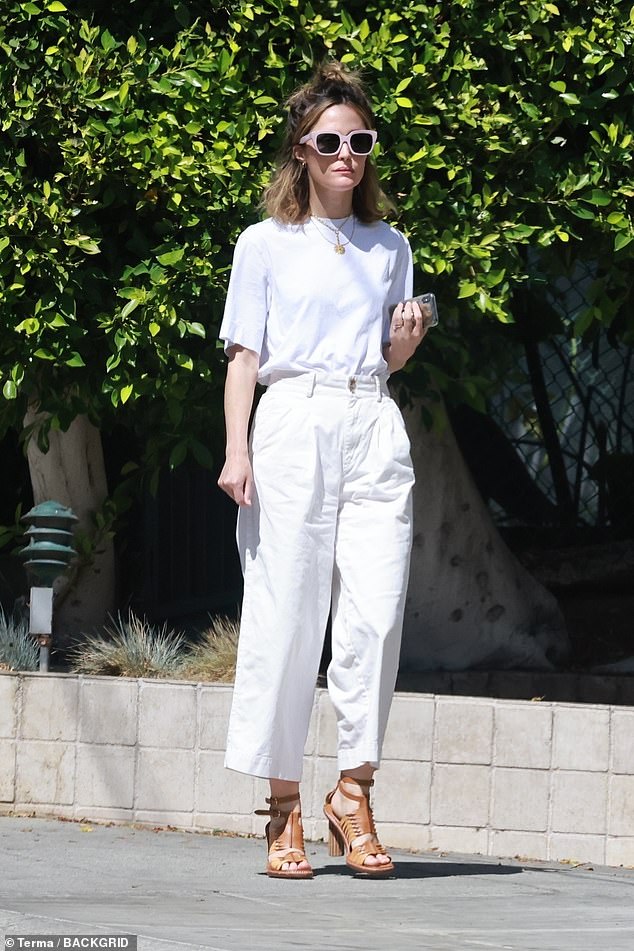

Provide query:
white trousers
left=224, top=373, right=415, bottom=781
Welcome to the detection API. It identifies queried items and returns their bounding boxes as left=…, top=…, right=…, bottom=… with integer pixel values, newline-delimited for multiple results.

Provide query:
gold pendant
left=335, top=243, right=345, bottom=254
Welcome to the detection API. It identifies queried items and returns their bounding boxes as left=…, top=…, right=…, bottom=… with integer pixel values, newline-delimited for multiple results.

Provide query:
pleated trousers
left=224, top=372, right=415, bottom=781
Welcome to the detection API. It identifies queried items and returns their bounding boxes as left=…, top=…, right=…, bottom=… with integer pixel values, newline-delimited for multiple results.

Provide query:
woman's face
left=294, top=103, right=370, bottom=200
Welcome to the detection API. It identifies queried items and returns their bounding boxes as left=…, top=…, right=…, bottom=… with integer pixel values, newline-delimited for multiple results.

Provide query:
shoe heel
left=328, top=822, right=344, bottom=857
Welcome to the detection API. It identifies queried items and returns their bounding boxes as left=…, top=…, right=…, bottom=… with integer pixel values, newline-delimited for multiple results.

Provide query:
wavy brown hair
left=262, top=62, right=392, bottom=224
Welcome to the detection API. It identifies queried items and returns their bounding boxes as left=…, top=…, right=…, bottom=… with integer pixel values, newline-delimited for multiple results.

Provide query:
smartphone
left=406, top=292, right=439, bottom=327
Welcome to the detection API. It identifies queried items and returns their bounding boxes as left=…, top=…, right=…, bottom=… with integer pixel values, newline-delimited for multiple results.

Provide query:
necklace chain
left=310, top=214, right=355, bottom=254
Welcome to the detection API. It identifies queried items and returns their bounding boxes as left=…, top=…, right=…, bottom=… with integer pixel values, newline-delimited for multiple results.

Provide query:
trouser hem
left=337, top=748, right=381, bottom=772
left=224, top=749, right=303, bottom=783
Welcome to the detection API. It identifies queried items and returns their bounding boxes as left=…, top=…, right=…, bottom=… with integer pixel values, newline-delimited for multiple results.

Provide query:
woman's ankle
left=269, top=778, right=301, bottom=802
left=339, top=764, right=375, bottom=786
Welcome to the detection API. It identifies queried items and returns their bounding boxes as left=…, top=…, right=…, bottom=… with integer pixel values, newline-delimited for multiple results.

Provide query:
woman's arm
left=217, top=345, right=259, bottom=507
left=383, top=299, right=428, bottom=373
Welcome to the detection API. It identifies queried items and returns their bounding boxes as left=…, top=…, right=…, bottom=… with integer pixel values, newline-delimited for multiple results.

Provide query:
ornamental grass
left=0, top=608, right=38, bottom=671
left=68, top=611, right=239, bottom=682
left=68, top=611, right=185, bottom=678
left=175, top=615, right=239, bottom=684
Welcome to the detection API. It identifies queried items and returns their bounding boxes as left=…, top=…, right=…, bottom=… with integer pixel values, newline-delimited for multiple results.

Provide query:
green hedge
left=1, top=0, right=632, bottom=469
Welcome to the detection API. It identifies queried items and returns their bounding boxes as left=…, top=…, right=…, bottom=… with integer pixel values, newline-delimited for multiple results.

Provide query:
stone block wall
left=1, top=672, right=633, bottom=867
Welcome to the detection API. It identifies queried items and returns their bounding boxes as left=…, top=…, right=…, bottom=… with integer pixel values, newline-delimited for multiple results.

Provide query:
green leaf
left=583, top=189, right=612, bottom=207
left=568, top=205, right=595, bottom=220
left=120, top=384, right=134, bottom=403
left=47, top=0, right=67, bottom=9
left=614, top=233, right=634, bottom=251
left=156, top=248, right=185, bottom=265
left=458, top=283, right=478, bottom=299
left=121, top=299, right=140, bottom=318
left=49, top=314, right=69, bottom=327
left=117, top=287, right=144, bottom=300
left=101, top=29, right=117, bottom=52
left=395, top=77, right=413, bottom=94
left=66, top=352, right=86, bottom=367
left=190, top=439, right=214, bottom=468
left=15, top=318, right=40, bottom=335
left=169, top=441, right=188, bottom=469
left=2, top=381, right=17, bottom=400
left=574, top=307, right=594, bottom=337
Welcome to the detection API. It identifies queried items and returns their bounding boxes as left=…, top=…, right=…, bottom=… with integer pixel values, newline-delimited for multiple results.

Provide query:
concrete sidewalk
left=2, top=815, right=634, bottom=951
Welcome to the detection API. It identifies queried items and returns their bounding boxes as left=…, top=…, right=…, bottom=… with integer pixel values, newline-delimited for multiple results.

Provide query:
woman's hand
left=384, top=299, right=429, bottom=373
left=218, top=450, right=254, bottom=507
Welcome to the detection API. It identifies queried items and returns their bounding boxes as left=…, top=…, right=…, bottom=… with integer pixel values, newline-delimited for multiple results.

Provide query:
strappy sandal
left=254, top=793, right=313, bottom=879
left=323, top=776, right=395, bottom=877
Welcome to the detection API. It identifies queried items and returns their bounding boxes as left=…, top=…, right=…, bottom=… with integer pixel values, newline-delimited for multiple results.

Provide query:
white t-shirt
left=219, top=216, right=413, bottom=385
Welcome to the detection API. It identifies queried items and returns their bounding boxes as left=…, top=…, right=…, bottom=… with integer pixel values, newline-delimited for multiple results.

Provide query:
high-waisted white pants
left=224, top=373, right=415, bottom=781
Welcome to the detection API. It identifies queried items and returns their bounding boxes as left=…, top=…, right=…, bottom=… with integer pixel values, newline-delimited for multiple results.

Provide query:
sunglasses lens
left=314, top=133, right=342, bottom=154
left=350, top=132, right=374, bottom=154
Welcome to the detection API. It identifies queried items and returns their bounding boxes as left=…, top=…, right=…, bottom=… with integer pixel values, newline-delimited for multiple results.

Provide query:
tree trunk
left=23, top=409, right=115, bottom=649
left=401, top=399, right=570, bottom=671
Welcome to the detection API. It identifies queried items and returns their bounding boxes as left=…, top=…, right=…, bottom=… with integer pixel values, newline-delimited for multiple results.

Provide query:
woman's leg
left=265, top=779, right=311, bottom=874
left=224, top=387, right=340, bottom=781
left=326, top=395, right=414, bottom=869
left=327, top=395, right=414, bottom=771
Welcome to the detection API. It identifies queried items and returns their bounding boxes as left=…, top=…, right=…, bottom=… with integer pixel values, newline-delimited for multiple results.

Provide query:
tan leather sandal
left=323, top=776, right=394, bottom=877
left=254, top=793, right=313, bottom=879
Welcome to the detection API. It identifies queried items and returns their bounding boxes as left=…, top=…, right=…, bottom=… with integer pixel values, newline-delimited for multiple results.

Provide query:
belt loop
left=306, top=372, right=316, bottom=398
left=375, top=376, right=382, bottom=402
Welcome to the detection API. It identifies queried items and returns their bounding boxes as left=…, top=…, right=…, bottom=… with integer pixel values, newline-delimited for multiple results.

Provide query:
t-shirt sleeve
left=382, top=232, right=414, bottom=344
left=219, top=228, right=269, bottom=355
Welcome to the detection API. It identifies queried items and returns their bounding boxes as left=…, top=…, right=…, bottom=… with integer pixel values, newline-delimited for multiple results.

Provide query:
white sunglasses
left=299, top=129, right=378, bottom=156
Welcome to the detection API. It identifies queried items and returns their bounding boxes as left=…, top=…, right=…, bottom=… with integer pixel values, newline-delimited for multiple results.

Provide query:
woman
left=217, top=62, right=427, bottom=879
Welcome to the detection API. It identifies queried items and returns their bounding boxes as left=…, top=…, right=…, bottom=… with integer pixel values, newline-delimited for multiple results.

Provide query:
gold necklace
left=311, top=214, right=355, bottom=254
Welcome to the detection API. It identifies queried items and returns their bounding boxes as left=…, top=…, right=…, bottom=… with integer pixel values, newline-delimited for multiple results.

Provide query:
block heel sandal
left=323, top=776, right=394, bottom=877
left=254, top=793, right=313, bottom=879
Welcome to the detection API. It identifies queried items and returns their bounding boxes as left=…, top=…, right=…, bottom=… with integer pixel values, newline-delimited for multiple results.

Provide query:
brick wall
left=1, top=673, right=632, bottom=867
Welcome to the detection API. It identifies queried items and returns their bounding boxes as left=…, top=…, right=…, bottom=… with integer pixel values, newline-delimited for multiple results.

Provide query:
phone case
left=408, top=293, right=439, bottom=327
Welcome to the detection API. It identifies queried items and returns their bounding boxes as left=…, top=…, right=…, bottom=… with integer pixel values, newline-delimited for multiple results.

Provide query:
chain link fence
left=456, top=263, right=634, bottom=542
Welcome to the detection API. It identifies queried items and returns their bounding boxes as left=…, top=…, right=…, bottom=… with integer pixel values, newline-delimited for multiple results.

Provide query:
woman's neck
left=308, top=186, right=353, bottom=220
